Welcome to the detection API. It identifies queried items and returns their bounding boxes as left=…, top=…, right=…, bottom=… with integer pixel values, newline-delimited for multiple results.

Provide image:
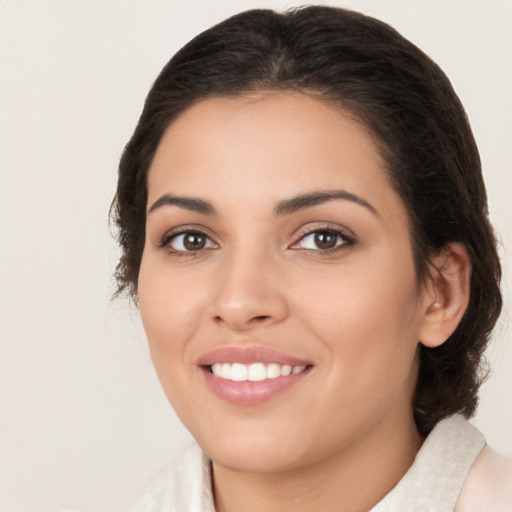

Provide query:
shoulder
left=456, top=445, right=512, bottom=512
left=126, top=442, right=215, bottom=512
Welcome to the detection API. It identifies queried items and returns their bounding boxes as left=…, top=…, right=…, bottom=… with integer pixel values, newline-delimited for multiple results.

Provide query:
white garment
left=128, top=415, right=512, bottom=512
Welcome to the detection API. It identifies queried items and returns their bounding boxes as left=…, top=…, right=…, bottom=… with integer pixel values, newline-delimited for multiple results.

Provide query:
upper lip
left=196, top=346, right=312, bottom=367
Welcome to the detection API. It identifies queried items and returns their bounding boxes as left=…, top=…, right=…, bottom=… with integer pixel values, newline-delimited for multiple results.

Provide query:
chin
left=193, top=423, right=313, bottom=474
left=207, top=440, right=307, bottom=474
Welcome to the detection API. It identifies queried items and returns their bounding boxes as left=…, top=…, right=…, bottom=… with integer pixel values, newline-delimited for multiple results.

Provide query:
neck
left=212, top=412, right=423, bottom=512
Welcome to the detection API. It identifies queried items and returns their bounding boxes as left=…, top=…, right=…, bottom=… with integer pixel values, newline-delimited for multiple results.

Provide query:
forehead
left=147, top=92, right=404, bottom=222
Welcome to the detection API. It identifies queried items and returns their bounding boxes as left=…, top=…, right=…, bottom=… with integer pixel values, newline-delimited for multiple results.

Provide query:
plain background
left=0, top=1, right=511, bottom=511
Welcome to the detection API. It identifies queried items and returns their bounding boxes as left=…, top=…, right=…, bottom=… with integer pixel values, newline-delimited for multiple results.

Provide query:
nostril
left=251, top=315, right=271, bottom=322
left=213, top=314, right=271, bottom=327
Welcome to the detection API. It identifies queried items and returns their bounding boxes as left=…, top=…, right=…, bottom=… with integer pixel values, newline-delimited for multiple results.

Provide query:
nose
left=211, top=246, right=289, bottom=332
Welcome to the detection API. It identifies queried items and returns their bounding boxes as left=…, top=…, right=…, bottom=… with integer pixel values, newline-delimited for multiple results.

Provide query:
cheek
left=137, top=262, right=208, bottom=414
left=137, top=258, right=205, bottom=368
left=296, top=252, right=423, bottom=377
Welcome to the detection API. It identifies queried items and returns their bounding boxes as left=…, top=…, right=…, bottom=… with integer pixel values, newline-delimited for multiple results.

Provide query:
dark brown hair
left=112, top=6, right=502, bottom=435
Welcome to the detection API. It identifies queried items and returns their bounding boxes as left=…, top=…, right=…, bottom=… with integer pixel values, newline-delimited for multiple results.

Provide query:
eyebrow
left=148, top=194, right=216, bottom=215
left=273, top=190, right=378, bottom=217
left=147, top=189, right=378, bottom=217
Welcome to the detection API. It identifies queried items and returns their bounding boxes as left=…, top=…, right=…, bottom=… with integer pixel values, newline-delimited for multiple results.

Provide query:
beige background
left=0, top=1, right=510, bottom=511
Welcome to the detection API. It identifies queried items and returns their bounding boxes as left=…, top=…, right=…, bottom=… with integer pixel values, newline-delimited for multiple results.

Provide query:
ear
left=419, top=243, right=471, bottom=348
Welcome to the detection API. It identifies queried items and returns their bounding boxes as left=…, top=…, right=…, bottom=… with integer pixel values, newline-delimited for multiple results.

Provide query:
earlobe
left=419, top=243, right=471, bottom=348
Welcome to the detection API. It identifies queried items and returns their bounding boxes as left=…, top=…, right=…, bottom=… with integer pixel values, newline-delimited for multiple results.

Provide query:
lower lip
left=201, top=367, right=311, bottom=405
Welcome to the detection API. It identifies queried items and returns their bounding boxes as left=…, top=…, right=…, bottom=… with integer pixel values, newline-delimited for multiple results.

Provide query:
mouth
left=197, top=347, right=313, bottom=404
left=205, top=362, right=309, bottom=381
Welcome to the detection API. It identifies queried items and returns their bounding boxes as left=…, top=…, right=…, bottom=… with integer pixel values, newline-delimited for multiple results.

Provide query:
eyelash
left=158, top=228, right=217, bottom=258
left=291, top=225, right=356, bottom=254
left=157, top=225, right=356, bottom=257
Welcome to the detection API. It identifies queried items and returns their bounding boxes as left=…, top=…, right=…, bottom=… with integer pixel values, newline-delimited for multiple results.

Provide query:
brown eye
left=183, top=233, right=206, bottom=250
left=168, top=232, right=216, bottom=252
left=292, top=228, right=354, bottom=252
left=313, top=231, right=338, bottom=249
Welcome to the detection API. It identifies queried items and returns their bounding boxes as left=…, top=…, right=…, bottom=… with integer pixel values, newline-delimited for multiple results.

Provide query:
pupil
left=315, top=232, right=336, bottom=249
left=184, top=234, right=205, bottom=251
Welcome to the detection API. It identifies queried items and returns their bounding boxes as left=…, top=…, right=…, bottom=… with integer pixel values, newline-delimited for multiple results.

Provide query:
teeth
left=248, top=363, right=266, bottom=381
left=210, top=362, right=308, bottom=381
left=231, top=363, right=247, bottom=381
left=266, top=363, right=281, bottom=379
left=281, top=365, right=292, bottom=376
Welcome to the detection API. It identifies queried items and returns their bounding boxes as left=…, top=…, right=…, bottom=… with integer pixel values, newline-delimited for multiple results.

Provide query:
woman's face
left=138, top=92, right=432, bottom=473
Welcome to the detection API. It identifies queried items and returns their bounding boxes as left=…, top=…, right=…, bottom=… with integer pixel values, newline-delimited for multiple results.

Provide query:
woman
left=112, top=6, right=512, bottom=511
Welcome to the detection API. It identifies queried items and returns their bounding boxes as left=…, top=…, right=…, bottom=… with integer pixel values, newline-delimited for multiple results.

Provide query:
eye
left=163, top=231, right=217, bottom=253
left=291, top=228, right=354, bottom=252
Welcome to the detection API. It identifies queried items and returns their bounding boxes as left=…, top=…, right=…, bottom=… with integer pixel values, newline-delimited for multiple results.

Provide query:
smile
left=210, top=362, right=307, bottom=382
left=198, top=347, right=313, bottom=404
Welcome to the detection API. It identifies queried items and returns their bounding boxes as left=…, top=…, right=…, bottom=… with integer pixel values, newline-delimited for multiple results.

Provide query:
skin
left=138, top=92, right=469, bottom=511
